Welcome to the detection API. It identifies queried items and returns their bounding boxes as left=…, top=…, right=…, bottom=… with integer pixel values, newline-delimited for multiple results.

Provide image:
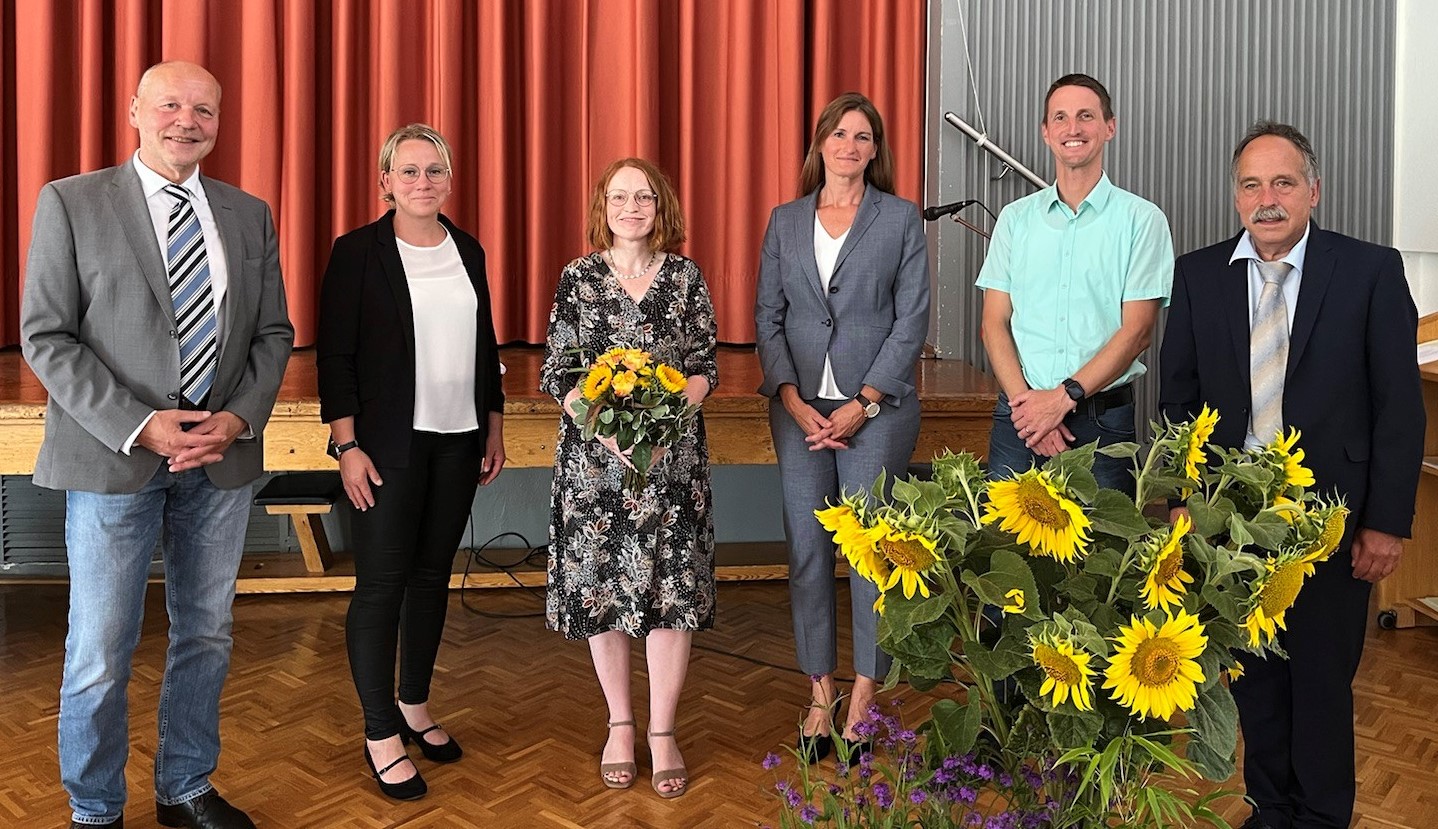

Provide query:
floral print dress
left=540, top=252, right=719, bottom=639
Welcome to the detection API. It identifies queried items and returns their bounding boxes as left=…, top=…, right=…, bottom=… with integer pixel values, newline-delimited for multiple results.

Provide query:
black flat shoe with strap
left=400, top=720, right=463, bottom=763
left=363, top=744, right=428, bottom=801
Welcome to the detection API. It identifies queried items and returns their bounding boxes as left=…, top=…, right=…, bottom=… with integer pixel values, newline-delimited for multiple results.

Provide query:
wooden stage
left=0, top=346, right=998, bottom=592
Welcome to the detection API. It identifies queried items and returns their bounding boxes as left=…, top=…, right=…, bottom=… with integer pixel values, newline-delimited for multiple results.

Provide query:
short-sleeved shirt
left=975, top=173, right=1174, bottom=391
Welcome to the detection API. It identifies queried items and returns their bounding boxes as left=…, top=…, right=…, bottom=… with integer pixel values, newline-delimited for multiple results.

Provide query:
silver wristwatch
left=855, top=392, right=880, bottom=419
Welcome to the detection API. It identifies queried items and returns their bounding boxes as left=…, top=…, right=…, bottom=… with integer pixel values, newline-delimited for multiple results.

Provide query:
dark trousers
left=1232, top=547, right=1371, bottom=829
left=346, top=429, right=481, bottom=740
left=986, top=392, right=1136, bottom=497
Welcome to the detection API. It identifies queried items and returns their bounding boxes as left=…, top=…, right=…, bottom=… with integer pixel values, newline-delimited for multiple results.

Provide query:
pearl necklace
left=605, top=249, right=658, bottom=280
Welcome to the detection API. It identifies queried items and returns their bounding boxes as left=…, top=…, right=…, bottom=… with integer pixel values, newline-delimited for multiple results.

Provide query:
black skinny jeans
left=346, top=429, right=481, bottom=740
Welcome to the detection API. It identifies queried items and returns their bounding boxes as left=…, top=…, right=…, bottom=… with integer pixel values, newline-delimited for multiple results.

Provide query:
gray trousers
left=769, top=395, right=921, bottom=680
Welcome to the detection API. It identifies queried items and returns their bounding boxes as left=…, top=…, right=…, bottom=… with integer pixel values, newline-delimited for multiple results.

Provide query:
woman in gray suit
left=755, top=92, right=930, bottom=759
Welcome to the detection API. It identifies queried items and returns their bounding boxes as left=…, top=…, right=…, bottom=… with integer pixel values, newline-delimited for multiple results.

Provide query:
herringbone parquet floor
left=1, top=580, right=1435, bottom=828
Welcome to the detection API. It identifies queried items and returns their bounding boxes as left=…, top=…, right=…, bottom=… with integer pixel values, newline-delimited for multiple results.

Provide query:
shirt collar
left=1228, top=222, right=1312, bottom=273
left=1042, top=171, right=1114, bottom=215
left=131, top=152, right=204, bottom=201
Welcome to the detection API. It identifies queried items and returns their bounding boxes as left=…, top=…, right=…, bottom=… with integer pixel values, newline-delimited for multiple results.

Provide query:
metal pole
left=942, top=112, right=1048, bottom=190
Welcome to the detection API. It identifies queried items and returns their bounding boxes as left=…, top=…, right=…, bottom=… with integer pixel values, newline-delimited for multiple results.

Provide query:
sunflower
left=1180, top=405, right=1220, bottom=481
left=875, top=523, right=945, bottom=599
left=1102, top=610, right=1208, bottom=720
left=1241, top=549, right=1318, bottom=647
left=815, top=505, right=890, bottom=585
left=610, top=370, right=638, bottom=397
left=1270, top=494, right=1303, bottom=525
left=982, top=469, right=1092, bottom=563
left=1267, top=428, right=1316, bottom=489
left=1299, top=504, right=1349, bottom=562
left=582, top=364, right=613, bottom=400
left=655, top=364, right=687, bottom=393
left=1002, top=588, right=1026, bottom=615
left=1029, top=631, right=1096, bottom=711
left=1139, top=514, right=1194, bottom=612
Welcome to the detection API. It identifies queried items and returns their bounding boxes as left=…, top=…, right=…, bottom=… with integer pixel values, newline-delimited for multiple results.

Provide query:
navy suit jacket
left=1159, top=226, right=1423, bottom=542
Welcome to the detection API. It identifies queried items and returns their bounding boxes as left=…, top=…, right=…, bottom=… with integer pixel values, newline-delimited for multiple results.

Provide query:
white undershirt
left=397, top=232, right=479, bottom=433
left=813, top=215, right=849, bottom=399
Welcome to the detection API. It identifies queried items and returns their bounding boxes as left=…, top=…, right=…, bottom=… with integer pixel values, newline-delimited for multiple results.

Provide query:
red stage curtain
left=1, top=0, right=924, bottom=347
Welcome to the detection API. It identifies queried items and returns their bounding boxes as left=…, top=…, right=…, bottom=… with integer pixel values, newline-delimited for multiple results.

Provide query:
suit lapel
left=109, top=166, right=175, bottom=323
left=204, top=176, right=245, bottom=369
left=832, top=185, right=880, bottom=278
left=795, top=195, right=826, bottom=304
left=1222, top=245, right=1252, bottom=389
left=1288, top=229, right=1334, bottom=375
left=376, top=212, right=417, bottom=361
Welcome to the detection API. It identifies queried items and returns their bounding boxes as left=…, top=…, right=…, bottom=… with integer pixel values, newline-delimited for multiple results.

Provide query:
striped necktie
left=163, top=184, right=218, bottom=406
left=1249, top=259, right=1294, bottom=444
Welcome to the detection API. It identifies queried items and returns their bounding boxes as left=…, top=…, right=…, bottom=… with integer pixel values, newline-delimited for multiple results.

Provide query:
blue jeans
left=59, top=467, right=252, bottom=824
left=987, top=393, right=1137, bottom=497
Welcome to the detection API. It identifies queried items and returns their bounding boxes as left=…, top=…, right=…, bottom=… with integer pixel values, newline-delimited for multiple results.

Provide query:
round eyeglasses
left=392, top=165, right=451, bottom=184
left=606, top=190, right=658, bottom=208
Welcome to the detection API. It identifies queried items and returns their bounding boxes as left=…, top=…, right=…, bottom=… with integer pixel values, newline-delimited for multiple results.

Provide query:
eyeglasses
left=606, top=190, right=658, bottom=208
left=392, top=165, right=451, bottom=184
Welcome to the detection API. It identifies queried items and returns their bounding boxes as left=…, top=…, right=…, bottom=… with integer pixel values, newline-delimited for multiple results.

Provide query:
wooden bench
left=252, top=472, right=343, bottom=575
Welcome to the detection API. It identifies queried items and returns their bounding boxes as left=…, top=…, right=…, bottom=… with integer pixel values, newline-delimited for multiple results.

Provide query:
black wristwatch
left=1061, top=378, right=1086, bottom=407
left=855, top=391, right=881, bottom=419
left=327, top=439, right=360, bottom=460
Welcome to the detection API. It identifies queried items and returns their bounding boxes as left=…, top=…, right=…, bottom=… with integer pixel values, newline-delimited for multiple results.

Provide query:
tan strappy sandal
left=600, top=720, right=637, bottom=789
left=647, top=729, right=689, bottom=799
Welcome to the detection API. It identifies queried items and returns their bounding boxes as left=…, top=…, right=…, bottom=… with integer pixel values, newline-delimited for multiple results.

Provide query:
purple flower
left=853, top=719, right=879, bottom=739
left=785, top=787, right=803, bottom=808
left=897, top=729, right=917, bottom=744
left=942, top=754, right=963, bottom=771
left=835, top=762, right=849, bottom=779
left=976, top=764, right=995, bottom=780
left=762, top=752, right=781, bottom=770
left=958, top=785, right=978, bottom=805
left=855, top=794, right=869, bottom=809
left=933, top=768, right=955, bottom=785
left=828, top=784, right=842, bottom=796
left=910, top=789, right=928, bottom=804
left=873, top=782, right=894, bottom=809
left=799, top=805, right=820, bottom=824
left=998, top=772, right=1013, bottom=787
left=775, top=781, right=790, bottom=793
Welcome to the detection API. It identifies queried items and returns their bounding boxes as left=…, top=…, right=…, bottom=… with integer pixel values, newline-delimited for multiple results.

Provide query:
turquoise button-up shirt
left=975, top=173, right=1174, bottom=391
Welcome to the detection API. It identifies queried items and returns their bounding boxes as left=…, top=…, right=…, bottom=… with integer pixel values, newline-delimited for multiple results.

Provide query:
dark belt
left=1077, top=384, right=1133, bottom=418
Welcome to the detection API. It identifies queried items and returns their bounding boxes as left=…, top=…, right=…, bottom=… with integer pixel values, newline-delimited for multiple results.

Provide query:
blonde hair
left=377, top=123, right=453, bottom=205
left=585, top=157, right=687, bottom=252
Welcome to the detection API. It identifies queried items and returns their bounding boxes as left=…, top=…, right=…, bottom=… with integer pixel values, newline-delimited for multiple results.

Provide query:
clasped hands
left=137, top=409, right=248, bottom=473
left=779, top=387, right=866, bottom=451
left=1009, top=387, right=1077, bottom=458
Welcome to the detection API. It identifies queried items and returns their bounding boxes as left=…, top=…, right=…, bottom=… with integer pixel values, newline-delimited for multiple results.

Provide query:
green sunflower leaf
left=1189, top=682, right=1240, bottom=758
left=1089, top=489, right=1152, bottom=540
left=930, top=696, right=983, bottom=756
left=1048, top=708, right=1105, bottom=750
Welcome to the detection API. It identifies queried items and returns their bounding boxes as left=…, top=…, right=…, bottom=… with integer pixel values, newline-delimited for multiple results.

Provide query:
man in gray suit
left=21, top=61, right=292, bottom=829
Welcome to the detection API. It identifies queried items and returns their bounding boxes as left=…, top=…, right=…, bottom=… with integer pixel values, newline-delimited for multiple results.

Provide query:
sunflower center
left=1015, top=478, right=1070, bottom=529
left=1155, top=550, right=1183, bottom=584
left=1260, top=562, right=1306, bottom=616
left=1131, top=637, right=1182, bottom=686
left=1034, top=643, right=1082, bottom=685
left=879, top=537, right=935, bottom=570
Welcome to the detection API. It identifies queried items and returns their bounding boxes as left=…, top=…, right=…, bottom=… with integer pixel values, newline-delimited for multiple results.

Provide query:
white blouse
left=397, top=232, right=479, bottom=433
left=813, top=214, right=850, bottom=400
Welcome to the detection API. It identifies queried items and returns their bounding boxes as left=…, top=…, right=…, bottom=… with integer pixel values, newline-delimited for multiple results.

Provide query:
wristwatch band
left=329, top=439, right=359, bottom=459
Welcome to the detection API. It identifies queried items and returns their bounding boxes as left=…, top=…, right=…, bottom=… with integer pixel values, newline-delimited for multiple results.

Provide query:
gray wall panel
left=926, top=0, right=1395, bottom=435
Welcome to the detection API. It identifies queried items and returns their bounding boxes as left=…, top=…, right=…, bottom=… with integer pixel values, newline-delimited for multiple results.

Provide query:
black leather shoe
left=155, top=790, right=255, bottom=829
left=70, top=818, right=121, bottom=828
left=796, top=731, right=833, bottom=763
left=363, top=744, right=427, bottom=801
left=401, top=721, right=463, bottom=763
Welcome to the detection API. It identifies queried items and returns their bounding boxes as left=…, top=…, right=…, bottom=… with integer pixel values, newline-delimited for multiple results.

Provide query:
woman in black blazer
left=317, top=124, right=505, bottom=801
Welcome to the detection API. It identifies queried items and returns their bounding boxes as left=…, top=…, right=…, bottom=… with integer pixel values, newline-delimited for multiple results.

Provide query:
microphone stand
left=942, top=112, right=1048, bottom=190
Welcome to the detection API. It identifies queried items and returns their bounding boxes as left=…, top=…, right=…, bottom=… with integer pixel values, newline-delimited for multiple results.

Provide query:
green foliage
left=780, top=409, right=1343, bottom=827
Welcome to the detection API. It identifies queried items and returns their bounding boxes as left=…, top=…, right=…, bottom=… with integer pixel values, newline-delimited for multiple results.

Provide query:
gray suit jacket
left=754, top=186, right=930, bottom=403
left=20, top=163, right=294, bottom=493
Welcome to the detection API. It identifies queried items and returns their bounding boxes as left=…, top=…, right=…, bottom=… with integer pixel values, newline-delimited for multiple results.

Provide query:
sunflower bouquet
left=570, top=346, right=696, bottom=492
left=781, top=408, right=1346, bottom=829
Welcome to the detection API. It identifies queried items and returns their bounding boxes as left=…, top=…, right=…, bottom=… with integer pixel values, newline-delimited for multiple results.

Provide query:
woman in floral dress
left=540, top=157, right=717, bottom=799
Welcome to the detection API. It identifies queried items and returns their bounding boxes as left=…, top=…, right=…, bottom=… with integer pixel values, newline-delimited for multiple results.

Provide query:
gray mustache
left=1251, top=205, right=1288, bottom=223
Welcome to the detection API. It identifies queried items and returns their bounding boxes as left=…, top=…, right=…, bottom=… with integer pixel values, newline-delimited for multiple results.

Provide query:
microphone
left=922, top=199, right=977, bottom=221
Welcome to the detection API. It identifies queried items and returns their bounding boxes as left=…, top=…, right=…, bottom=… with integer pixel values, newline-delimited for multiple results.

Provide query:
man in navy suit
left=1159, top=121, right=1423, bottom=829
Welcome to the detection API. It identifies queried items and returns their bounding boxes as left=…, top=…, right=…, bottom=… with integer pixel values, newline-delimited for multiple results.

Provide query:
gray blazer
left=755, top=186, right=930, bottom=403
left=20, top=163, right=294, bottom=493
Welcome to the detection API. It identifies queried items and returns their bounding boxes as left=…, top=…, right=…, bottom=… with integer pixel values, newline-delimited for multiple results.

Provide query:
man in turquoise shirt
left=976, top=73, right=1174, bottom=494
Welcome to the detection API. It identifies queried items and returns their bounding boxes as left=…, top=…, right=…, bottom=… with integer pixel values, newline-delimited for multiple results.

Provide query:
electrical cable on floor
left=457, top=529, right=548, bottom=618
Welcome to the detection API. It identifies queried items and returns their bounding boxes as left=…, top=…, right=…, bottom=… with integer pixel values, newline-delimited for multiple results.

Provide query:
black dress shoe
left=155, top=790, right=255, bottom=829
left=796, top=731, right=833, bottom=763
left=363, top=744, right=427, bottom=801
left=401, top=721, right=463, bottom=763
left=70, top=818, right=121, bottom=828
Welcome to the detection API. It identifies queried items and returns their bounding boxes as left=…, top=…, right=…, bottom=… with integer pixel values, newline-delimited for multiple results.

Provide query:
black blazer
left=316, top=210, right=504, bottom=468
left=1159, top=226, right=1423, bottom=541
